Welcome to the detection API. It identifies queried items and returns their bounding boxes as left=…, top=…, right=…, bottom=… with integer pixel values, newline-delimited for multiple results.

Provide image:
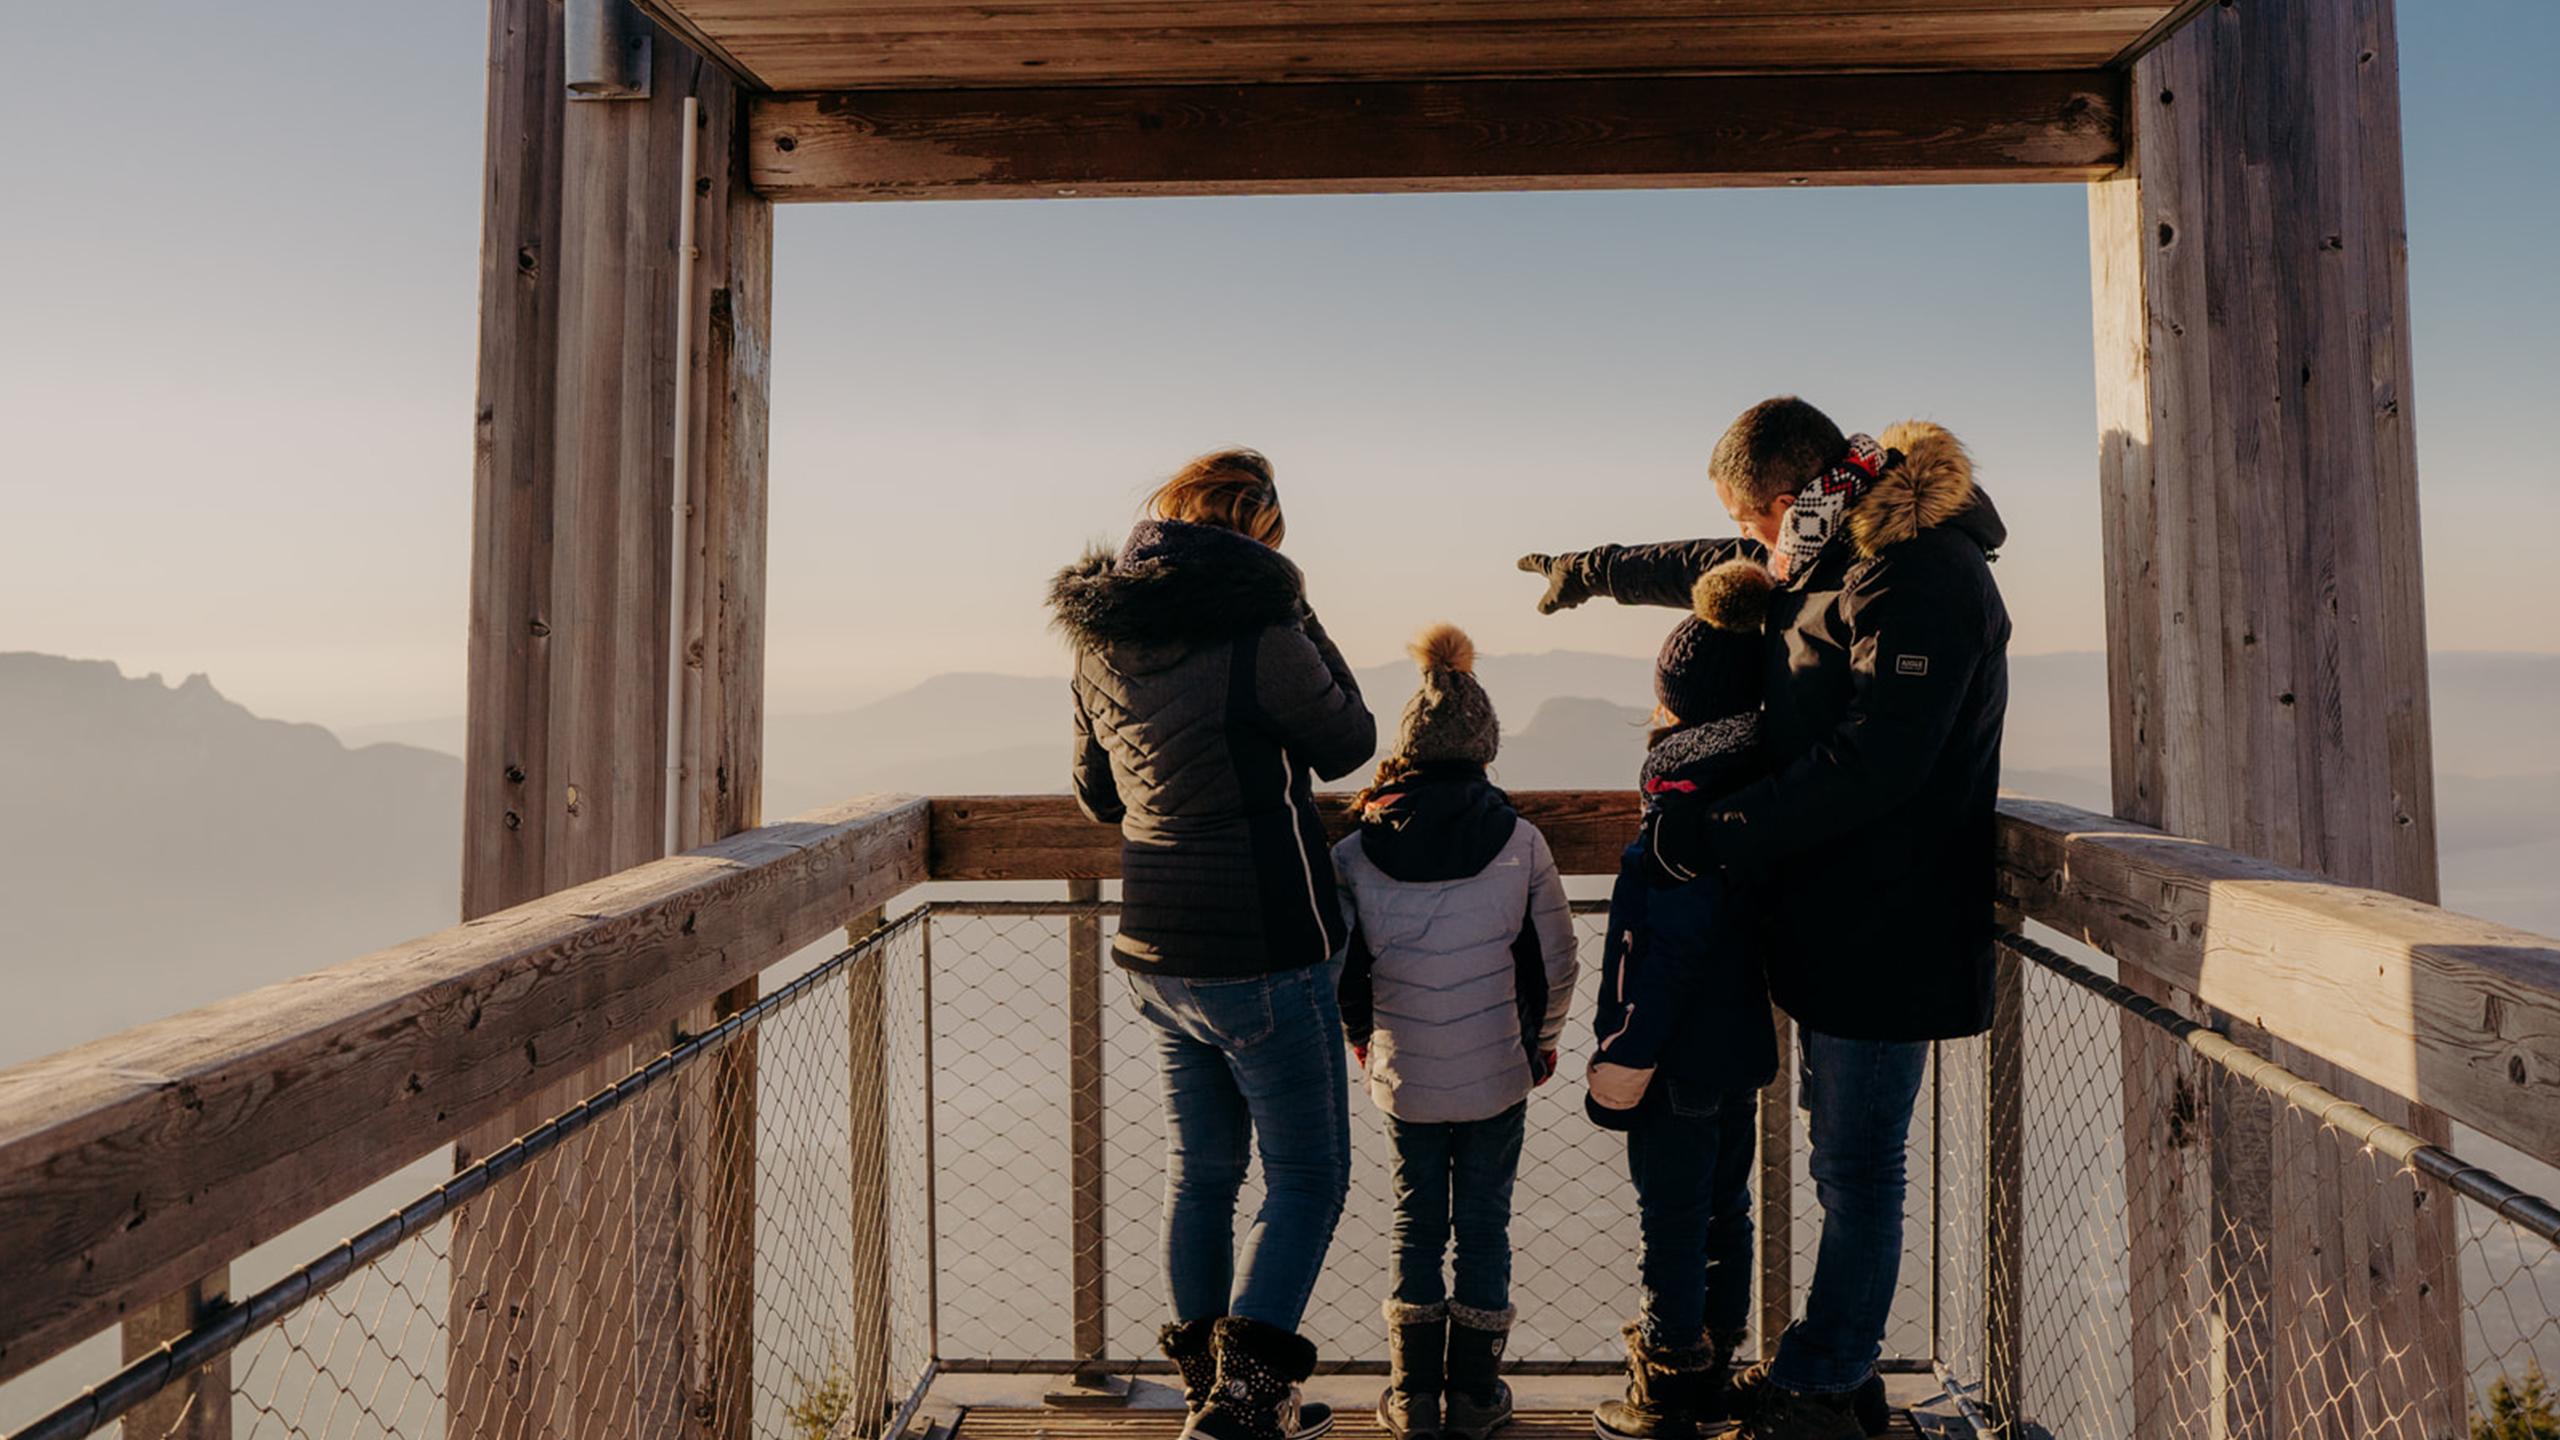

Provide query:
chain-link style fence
left=926, top=901, right=1940, bottom=1374
left=1927, top=931, right=2560, bottom=1440
left=12, top=901, right=2556, bottom=1440
left=14, top=913, right=934, bottom=1440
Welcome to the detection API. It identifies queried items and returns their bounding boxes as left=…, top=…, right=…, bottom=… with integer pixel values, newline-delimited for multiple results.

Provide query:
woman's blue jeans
left=1124, top=959, right=1352, bottom=1332
left=1385, top=1101, right=1527, bottom=1312
left=1768, top=1031, right=1931, bottom=1394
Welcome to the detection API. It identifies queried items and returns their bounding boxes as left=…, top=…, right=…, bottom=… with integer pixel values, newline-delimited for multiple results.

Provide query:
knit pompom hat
left=1654, top=560, right=1777, bottom=725
left=1395, top=623, right=1500, bottom=766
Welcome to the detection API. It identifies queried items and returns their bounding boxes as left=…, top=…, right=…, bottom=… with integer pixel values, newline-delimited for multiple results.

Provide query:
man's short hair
left=1711, top=397, right=1849, bottom=509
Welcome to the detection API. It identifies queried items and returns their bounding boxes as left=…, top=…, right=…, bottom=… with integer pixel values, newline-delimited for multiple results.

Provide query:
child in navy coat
left=1586, top=559, right=1781, bottom=1440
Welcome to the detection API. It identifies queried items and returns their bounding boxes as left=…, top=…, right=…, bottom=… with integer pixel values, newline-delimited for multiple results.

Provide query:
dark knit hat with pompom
left=1396, top=623, right=1500, bottom=766
left=1654, top=560, right=1777, bottom=725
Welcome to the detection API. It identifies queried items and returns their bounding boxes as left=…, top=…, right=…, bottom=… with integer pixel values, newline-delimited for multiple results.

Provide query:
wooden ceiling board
left=648, top=1, right=2183, bottom=89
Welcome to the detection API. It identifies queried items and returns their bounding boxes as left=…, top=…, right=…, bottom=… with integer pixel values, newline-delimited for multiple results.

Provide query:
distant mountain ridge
left=5, top=647, right=2556, bottom=1067
left=0, top=653, right=461, bottom=1068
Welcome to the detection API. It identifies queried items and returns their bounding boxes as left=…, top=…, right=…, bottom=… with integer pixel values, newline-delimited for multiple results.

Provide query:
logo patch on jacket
left=1896, top=654, right=1930, bottom=676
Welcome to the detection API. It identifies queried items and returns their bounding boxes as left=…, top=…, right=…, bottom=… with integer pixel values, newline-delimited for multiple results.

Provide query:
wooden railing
left=2, top=788, right=2554, bottom=1414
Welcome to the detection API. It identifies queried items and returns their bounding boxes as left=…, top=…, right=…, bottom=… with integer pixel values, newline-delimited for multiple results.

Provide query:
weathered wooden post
left=1756, top=1011, right=1794, bottom=1361
left=1052, top=877, right=1128, bottom=1402
left=454, top=1, right=773, bottom=1435
left=846, top=905, right=896, bottom=1429
left=121, top=1269, right=232, bottom=1440
left=2087, top=1, right=2458, bottom=1434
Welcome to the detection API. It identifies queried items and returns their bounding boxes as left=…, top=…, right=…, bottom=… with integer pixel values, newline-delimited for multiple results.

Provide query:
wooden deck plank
left=950, top=1408, right=1929, bottom=1440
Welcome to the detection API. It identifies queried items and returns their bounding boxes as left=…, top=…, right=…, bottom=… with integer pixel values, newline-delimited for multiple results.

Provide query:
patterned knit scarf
left=1773, top=433, right=1890, bottom=580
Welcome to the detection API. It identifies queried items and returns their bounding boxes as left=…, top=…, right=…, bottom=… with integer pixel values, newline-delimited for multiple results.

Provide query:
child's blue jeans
left=1626, top=1084, right=1760, bottom=1347
left=1384, top=1100, right=1528, bottom=1312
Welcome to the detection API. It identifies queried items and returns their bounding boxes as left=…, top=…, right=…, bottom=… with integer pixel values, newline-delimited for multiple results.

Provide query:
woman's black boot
left=1189, top=1316, right=1334, bottom=1440
left=1160, top=1317, right=1221, bottom=1414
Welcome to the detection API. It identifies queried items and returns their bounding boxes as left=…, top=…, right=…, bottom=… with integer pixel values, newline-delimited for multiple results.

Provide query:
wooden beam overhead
left=650, top=1, right=2182, bottom=91
left=749, top=69, right=2122, bottom=201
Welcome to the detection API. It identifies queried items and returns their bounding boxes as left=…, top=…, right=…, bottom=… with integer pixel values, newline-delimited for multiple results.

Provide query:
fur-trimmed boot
left=1161, top=1317, right=1221, bottom=1414
left=1441, top=1303, right=1514, bottom=1440
left=1592, top=1323, right=1727, bottom=1440
left=1189, top=1316, right=1334, bottom=1440
left=1378, top=1300, right=1447, bottom=1439
left=1728, top=1361, right=1890, bottom=1439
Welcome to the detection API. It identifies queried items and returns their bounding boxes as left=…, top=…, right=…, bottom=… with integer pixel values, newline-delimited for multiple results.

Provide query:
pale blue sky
left=2, top=3, right=2553, bottom=726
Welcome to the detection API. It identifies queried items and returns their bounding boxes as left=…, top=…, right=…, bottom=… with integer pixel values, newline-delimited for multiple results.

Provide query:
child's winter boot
left=1378, top=1300, right=1448, bottom=1439
left=1160, top=1317, right=1220, bottom=1414
left=1592, top=1322, right=1726, bottom=1440
left=1441, top=1303, right=1515, bottom=1440
left=1188, top=1316, right=1333, bottom=1440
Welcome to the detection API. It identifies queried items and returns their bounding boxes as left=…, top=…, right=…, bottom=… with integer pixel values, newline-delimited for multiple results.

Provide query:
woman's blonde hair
left=1146, top=448, right=1284, bottom=547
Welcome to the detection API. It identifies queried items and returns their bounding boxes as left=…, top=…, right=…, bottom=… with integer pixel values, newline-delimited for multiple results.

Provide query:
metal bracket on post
left=566, top=0, right=652, bottom=100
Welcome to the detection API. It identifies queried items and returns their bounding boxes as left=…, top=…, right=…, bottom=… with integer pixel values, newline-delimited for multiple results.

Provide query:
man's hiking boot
left=1728, top=1362, right=1890, bottom=1438
left=1160, top=1317, right=1220, bottom=1415
left=1186, top=1316, right=1333, bottom=1440
left=1592, top=1323, right=1731, bottom=1440
left=1733, top=1383, right=1864, bottom=1440
left=1378, top=1300, right=1448, bottom=1439
left=1442, top=1303, right=1516, bottom=1440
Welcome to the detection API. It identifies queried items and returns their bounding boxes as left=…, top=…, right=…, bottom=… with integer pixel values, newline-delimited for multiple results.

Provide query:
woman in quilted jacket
left=1049, top=449, right=1376, bottom=1440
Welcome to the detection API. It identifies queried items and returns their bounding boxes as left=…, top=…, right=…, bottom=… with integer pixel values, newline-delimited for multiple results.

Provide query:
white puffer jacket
left=1333, top=774, right=1578, bottom=1124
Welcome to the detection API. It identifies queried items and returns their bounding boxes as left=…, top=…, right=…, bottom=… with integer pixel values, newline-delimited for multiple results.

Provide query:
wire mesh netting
left=21, top=915, right=934, bottom=1440
left=1926, top=931, right=2560, bottom=1440
left=924, top=902, right=1942, bottom=1372
left=13, top=899, right=2557, bottom=1440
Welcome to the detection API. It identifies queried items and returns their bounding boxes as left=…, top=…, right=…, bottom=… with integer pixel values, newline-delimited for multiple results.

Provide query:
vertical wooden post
left=455, top=2, right=772, bottom=1436
left=1756, top=1009, right=1795, bottom=1361
left=2088, top=1, right=2457, bottom=1434
left=1067, top=879, right=1111, bottom=1372
left=122, top=1269, right=232, bottom=1440
left=846, top=905, right=895, bottom=1431
left=1981, top=936, right=2023, bottom=1435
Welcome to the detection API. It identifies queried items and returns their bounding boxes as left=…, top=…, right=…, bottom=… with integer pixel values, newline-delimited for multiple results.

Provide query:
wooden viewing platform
left=4, top=1, right=2551, bottom=1437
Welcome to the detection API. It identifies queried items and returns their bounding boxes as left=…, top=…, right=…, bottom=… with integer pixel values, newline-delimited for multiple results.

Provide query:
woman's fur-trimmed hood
left=1847, top=421, right=2006, bottom=558
left=1048, top=518, right=1307, bottom=652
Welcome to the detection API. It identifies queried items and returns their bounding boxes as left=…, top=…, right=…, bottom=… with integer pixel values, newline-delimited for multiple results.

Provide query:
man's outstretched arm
left=1517, top=538, right=1761, bottom=613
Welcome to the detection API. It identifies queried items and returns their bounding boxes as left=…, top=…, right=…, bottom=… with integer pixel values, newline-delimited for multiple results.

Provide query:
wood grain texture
left=1995, top=794, right=2560, bottom=1165
left=0, top=795, right=925, bottom=1384
left=456, top=1, right=779, bottom=1430
left=2087, top=2, right=2456, bottom=1427
left=747, top=70, right=2121, bottom=201
left=655, top=0, right=2176, bottom=90
left=928, top=790, right=1641, bottom=881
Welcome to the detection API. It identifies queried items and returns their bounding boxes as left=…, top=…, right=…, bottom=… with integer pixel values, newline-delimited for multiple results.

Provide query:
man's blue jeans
left=1125, top=959, right=1352, bottom=1332
left=1385, top=1100, right=1527, bottom=1313
left=1625, top=1085, right=1759, bottom=1347
left=1769, top=1031, right=1931, bottom=1394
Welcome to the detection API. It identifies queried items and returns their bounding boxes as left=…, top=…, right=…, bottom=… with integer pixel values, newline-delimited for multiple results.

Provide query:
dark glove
left=1517, top=550, right=1601, bottom=614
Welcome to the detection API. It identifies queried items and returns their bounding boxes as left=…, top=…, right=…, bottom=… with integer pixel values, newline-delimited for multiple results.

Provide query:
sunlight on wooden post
left=846, top=904, right=894, bottom=1430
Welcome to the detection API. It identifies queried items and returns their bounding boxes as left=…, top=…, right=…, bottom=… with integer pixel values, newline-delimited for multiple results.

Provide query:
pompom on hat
left=1394, top=623, right=1500, bottom=767
left=1654, top=560, right=1776, bottom=726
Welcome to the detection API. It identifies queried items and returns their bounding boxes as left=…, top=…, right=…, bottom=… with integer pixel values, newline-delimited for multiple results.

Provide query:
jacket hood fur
left=1049, top=518, right=1307, bottom=651
left=1847, top=421, right=2006, bottom=558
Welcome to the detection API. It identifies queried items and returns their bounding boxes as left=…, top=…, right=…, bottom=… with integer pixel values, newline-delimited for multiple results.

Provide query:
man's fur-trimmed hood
left=1048, top=518, right=1307, bottom=652
left=1847, top=421, right=2006, bottom=558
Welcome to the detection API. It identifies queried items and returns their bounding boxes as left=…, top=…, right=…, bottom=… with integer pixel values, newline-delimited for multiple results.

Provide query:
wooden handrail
left=5, top=786, right=2553, bottom=1384
left=0, top=794, right=927, bottom=1385
left=1995, top=794, right=2560, bottom=1165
